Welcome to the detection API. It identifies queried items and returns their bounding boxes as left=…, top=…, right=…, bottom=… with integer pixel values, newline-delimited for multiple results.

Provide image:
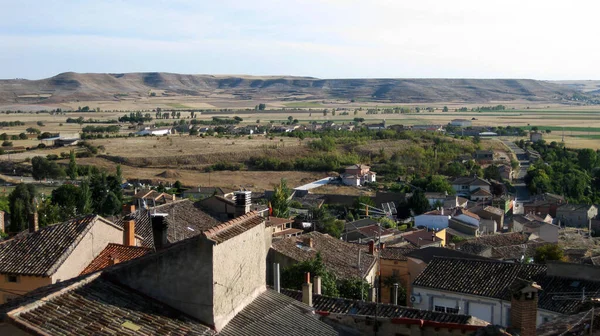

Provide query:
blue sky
left=1, top=0, right=598, bottom=80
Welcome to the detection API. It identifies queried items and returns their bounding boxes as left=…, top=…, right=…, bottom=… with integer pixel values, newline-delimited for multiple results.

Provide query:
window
left=392, top=269, right=400, bottom=277
left=6, top=275, right=18, bottom=283
left=434, top=305, right=446, bottom=313
left=506, top=308, right=511, bottom=326
left=434, top=305, right=459, bottom=314
left=446, top=307, right=459, bottom=314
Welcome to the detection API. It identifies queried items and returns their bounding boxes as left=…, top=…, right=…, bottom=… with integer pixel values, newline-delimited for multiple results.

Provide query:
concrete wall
left=524, top=224, right=558, bottom=243
left=411, top=286, right=560, bottom=327
left=110, top=238, right=215, bottom=327
left=52, top=219, right=125, bottom=283
left=406, top=258, right=427, bottom=306
left=0, top=275, right=52, bottom=304
left=212, top=222, right=267, bottom=330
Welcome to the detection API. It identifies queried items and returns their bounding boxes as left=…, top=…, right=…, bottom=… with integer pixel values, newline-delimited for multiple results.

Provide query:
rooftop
left=380, top=246, right=417, bottom=261
left=455, top=208, right=481, bottom=220
left=402, top=230, right=442, bottom=248
left=204, top=211, right=265, bottom=244
left=355, top=224, right=397, bottom=239
left=271, top=232, right=376, bottom=280
left=558, top=203, right=597, bottom=212
left=471, top=188, right=492, bottom=197
left=0, top=215, right=116, bottom=277
left=451, top=176, right=491, bottom=186
left=265, top=216, right=293, bottom=228
left=279, top=288, right=487, bottom=326
left=80, top=243, right=152, bottom=276
left=405, top=247, right=490, bottom=264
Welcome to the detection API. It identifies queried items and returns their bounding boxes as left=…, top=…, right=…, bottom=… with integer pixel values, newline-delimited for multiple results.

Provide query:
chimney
left=172, top=194, right=176, bottom=201
left=510, top=279, right=541, bottom=336
left=122, top=204, right=136, bottom=216
left=441, top=208, right=444, bottom=216
left=303, top=237, right=314, bottom=248
left=151, top=214, right=169, bottom=250
left=313, top=276, right=322, bottom=295
left=124, top=220, right=136, bottom=246
left=302, top=272, right=313, bottom=306
left=368, top=241, right=375, bottom=255
left=0, top=210, right=5, bottom=233
left=432, top=232, right=436, bottom=242
left=234, top=191, right=252, bottom=217
left=392, top=283, right=399, bottom=305
left=28, top=212, right=39, bottom=233
left=273, top=263, right=281, bottom=293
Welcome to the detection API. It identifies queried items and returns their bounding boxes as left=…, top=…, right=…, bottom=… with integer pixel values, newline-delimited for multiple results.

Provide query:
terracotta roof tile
left=265, top=217, right=293, bottom=228
left=0, top=215, right=106, bottom=276
left=80, top=243, right=152, bottom=276
left=203, top=211, right=265, bottom=244
left=380, top=246, right=417, bottom=261
left=271, top=232, right=376, bottom=280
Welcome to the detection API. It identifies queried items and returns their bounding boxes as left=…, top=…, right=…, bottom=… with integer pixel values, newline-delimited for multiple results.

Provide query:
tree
left=19, top=133, right=27, bottom=140
left=442, top=106, right=449, bottom=112
left=281, top=253, right=338, bottom=297
left=257, top=103, right=266, bottom=110
left=271, top=179, right=291, bottom=217
left=90, top=172, right=123, bottom=216
left=38, top=198, right=61, bottom=228
left=8, top=184, right=36, bottom=232
left=115, top=164, right=123, bottom=184
left=383, top=275, right=407, bottom=304
left=31, top=156, right=64, bottom=181
left=353, top=195, right=375, bottom=217
left=51, top=184, right=81, bottom=218
left=578, top=148, right=597, bottom=171
left=77, top=179, right=92, bottom=215
left=287, top=116, right=293, bottom=124
left=534, top=244, right=564, bottom=264
left=483, top=164, right=501, bottom=181
left=338, top=278, right=371, bottom=300
left=26, top=127, right=41, bottom=134
left=67, top=150, right=78, bottom=180
left=408, top=189, right=430, bottom=215
left=412, top=175, right=454, bottom=194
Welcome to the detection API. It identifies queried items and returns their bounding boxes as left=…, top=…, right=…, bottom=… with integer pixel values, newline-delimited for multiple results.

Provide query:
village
left=0, top=114, right=597, bottom=336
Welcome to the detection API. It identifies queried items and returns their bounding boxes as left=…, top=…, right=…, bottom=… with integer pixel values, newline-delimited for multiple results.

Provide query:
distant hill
left=0, top=72, right=582, bottom=105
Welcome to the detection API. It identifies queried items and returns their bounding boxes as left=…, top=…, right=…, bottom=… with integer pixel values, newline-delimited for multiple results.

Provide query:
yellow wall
left=379, top=258, right=409, bottom=304
left=0, top=274, right=52, bottom=304
left=436, top=229, right=446, bottom=247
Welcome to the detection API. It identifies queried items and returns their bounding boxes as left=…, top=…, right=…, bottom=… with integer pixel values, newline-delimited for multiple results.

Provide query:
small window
left=6, top=275, right=18, bottom=283
left=434, top=305, right=446, bottom=313
left=446, top=307, right=459, bottom=314
left=392, top=269, right=400, bottom=277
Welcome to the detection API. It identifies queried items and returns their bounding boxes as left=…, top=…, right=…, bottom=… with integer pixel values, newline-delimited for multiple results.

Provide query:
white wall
left=412, top=286, right=561, bottom=327
left=414, top=215, right=450, bottom=230
left=454, top=214, right=479, bottom=227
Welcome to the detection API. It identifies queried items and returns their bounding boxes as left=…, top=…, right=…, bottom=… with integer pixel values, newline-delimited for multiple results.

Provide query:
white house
left=136, top=127, right=171, bottom=136
left=414, top=209, right=452, bottom=230
left=341, top=175, right=361, bottom=187
left=341, top=164, right=376, bottom=186
left=411, top=258, right=599, bottom=327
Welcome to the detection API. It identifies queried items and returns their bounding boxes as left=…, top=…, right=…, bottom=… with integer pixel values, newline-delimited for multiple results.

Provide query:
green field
left=573, top=134, right=600, bottom=139
left=522, top=126, right=600, bottom=132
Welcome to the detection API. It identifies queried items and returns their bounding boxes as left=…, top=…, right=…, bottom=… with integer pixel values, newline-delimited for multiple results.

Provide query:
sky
left=0, top=0, right=598, bottom=80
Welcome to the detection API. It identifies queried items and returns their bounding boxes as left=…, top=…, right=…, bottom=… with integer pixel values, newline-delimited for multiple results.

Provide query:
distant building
left=556, top=204, right=598, bottom=228
left=451, top=176, right=491, bottom=198
left=341, top=164, right=376, bottom=186
left=136, top=127, right=172, bottom=136
left=530, top=131, right=543, bottom=142
left=450, top=119, right=472, bottom=127
left=474, top=150, right=494, bottom=161
left=411, top=125, right=444, bottom=132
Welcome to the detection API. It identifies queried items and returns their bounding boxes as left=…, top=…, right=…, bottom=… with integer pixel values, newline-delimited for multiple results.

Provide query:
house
left=474, top=150, right=494, bottom=162
left=341, top=164, right=376, bottom=186
left=471, top=205, right=505, bottom=232
left=524, top=193, right=565, bottom=217
left=269, top=232, right=378, bottom=286
left=450, top=119, right=472, bottom=127
left=556, top=204, right=598, bottom=228
left=411, top=125, right=444, bottom=132
left=424, top=192, right=448, bottom=207
left=401, top=229, right=446, bottom=248
left=448, top=208, right=482, bottom=236
left=266, top=217, right=302, bottom=239
left=115, top=200, right=223, bottom=248
left=444, top=195, right=469, bottom=208
left=451, top=176, right=491, bottom=197
left=279, top=287, right=488, bottom=335
left=412, top=258, right=600, bottom=328
left=530, top=131, right=543, bottom=142
left=0, top=212, right=337, bottom=335
left=513, top=214, right=559, bottom=243
left=470, top=188, right=493, bottom=202
left=0, top=214, right=142, bottom=304
left=343, top=224, right=399, bottom=243
left=497, top=164, right=513, bottom=181
left=455, top=232, right=534, bottom=259
left=136, top=127, right=171, bottom=136
left=405, top=247, right=490, bottom=306
left=199, top=191, right=268, bottom=221
left=365, top=120, right=386, bottom=130
left=181, top=186, right=234, bottom=200
left=379, top=246, right=416, bottom=303
left=133, top=189, right=176, bottom=208
left=414, top=209, right=452, bottom=230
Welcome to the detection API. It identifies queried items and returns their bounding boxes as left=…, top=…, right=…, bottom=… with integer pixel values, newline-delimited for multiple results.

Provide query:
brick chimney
left=151, top=214, right=169, bottom=250
left=0, top=210, right=5, bottom=233
left=510, top=279, right=542, bottom=336
left=122, top=204, right=136, bottom=216
left=302, top=272, right=312, bottom=306
left=124, top=220, right=136, bottom=246
left=368, top=240, right=375, bottom=255
left=28, top=212, right=39, bottom=233
left=303, top=237, right=314, bottom=248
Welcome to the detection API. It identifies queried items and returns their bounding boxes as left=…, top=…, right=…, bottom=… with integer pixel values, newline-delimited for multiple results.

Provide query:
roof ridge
left=203, top=211, right=260, bottom=238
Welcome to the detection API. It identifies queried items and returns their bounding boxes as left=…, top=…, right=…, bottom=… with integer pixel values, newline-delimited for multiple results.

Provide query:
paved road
left=500, top=139, right=530, bottom=203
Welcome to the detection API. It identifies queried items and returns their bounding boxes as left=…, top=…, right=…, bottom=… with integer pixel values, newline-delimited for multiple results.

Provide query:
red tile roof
left=403, top=230, right=442, bottom=247
left=80, top=243, right=152, bottom=276
left=265, top=217, right=293, bottom=228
